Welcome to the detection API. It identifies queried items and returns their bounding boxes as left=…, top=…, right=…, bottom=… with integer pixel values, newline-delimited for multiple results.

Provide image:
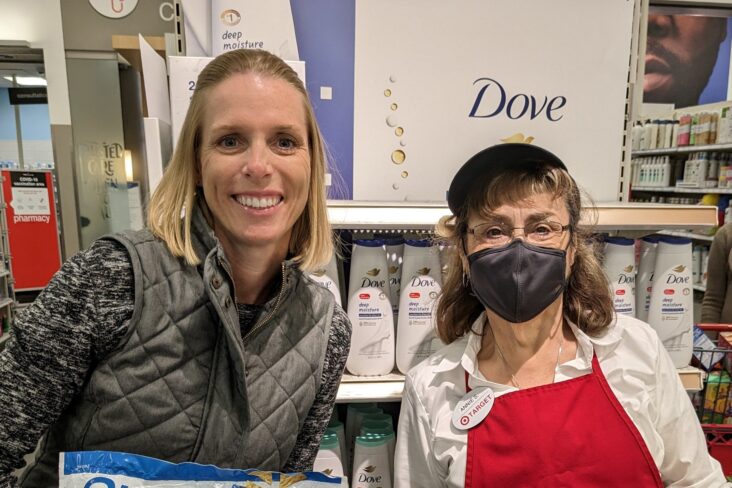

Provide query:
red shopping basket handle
left=697, top=323, right=732, bottom=332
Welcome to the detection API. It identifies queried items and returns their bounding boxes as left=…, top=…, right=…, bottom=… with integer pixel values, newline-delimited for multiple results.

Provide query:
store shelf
left=694, top=284, right=706, bottom=292
left=327, top=201, right=718, bottom=231
left=336, top=368, right=703, bottom=400
left=658, top=230, right=715, bottom=242
left=0, top=298, right=13, bottom=309
left=336, top=372, right=405, bottom=403
left=679, top=366, right=705, bottom=391
left=631, top=186, right=732, bottom=194
left=632, top=142, right=732, bottom=157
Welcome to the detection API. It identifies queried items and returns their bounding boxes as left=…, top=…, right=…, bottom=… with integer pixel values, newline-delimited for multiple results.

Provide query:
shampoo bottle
left=384, top=238, right=405, bottom=327
left=396, top=240, right=443, bottom=374
left=636, top=235, right=659, bottom=322
left=647, top=236, right=694, bottom=367
left=347, top=240, right=395, bottom=376
left=309, top=252, right=342, bottom=306
left=602, top=237, right=636, bottom=317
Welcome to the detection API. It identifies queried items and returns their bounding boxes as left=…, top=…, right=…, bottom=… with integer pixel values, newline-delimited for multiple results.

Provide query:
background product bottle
left=345, top=403, right=381, bottom=476
left=384, top=237, right=405, bottom=327
left=678, top=115, right=691, bottom=146
left=647, top=236, right=694, bottom=368
left=313, top=431, right=344, bottom=478
left=602, top=237, right=636, bottom=317
left=636, top=235, right=659, bottom=323
left=438, top=241, right=454, bottom=284
left=631, top=122, right=643, bottom=151
left=396, top=239, right=443, bottom=374
left=649, top=120, right=659, bottom=150
left=308, top=252, right=343, bottom=306
left=692, top=246, right=703, bottom=284
left=346, top=239, right=395, bottom=376
left=701, top=247, right=710, bottom=287
left=671, top=120, right=680, bottom=148
left=359, top=422, right=396, bottom=481
left=662, top=156, right=672, bottom=187
left=328, top=416, right=347, bottom=476
left=352, top=435, right=392, bottom=488
left=641, top=120, right=652, bottom=150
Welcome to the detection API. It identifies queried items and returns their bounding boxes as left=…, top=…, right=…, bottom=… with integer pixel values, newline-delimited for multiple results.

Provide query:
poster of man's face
left=644, top=8, right=732, bottom=109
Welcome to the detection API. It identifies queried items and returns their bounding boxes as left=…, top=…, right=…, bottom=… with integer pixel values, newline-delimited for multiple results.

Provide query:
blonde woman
left=394, top=143, right=726, bottom=487
left=0, top=49, right=350, bottom=487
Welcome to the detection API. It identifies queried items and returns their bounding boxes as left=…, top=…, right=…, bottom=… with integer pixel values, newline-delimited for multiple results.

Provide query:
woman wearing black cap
left=393, top=143, right=726, bottom=487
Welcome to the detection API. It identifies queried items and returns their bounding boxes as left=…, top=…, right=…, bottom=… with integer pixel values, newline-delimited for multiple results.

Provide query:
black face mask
left=468, top=240, right=568, bottom=323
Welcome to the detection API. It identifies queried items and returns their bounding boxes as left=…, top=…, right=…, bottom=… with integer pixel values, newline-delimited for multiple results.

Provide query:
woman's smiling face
left=199, top=72, right=311, bottom=256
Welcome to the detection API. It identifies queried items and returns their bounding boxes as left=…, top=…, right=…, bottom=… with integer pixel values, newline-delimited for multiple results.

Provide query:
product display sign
left=352, top=0, right=635, bottom=202
left=168, top=56, right=306, bottom=147
left=2, top=170, right=61, bottom=290
left=211, top=0, right=299, bottom=59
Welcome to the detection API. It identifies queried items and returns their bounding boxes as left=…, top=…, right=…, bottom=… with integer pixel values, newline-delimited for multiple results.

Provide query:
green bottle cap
left=320, top=432, right=339, bottom=450
left=355, top=434, right=388, bottom=447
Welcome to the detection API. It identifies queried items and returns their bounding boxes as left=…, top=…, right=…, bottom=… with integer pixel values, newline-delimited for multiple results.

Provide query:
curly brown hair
left=435, top=165, right=614, bottom=344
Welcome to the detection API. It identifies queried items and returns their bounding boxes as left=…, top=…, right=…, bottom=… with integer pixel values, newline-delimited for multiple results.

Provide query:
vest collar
left=189, top=199, right=301, bottom=306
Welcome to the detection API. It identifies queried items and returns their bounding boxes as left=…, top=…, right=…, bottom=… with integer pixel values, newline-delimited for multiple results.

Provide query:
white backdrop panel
left=353, top=0, right=635, bottom=202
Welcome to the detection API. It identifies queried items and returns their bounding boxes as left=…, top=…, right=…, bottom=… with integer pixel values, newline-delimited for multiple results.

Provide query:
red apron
left=464, top=354, right=663, bottom=487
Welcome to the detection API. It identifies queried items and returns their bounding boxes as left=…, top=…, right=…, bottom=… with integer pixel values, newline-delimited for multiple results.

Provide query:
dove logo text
left=469, top=77, right=567, bottom=121
left=410, top=276, right=436, bottom=287
left=666, top=274, right=690, bottom=285
left=362, top=277, right=386, bottom=288
left=618, top=274, right=635, bottom=285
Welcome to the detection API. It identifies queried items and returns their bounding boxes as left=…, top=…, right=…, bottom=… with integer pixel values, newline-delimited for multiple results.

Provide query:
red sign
left=2, top=170, right=62, bottom=290
left=410, top=292, right=421, bottom=298
left=615, top=289, right=625, bottom=295
left=359, top=293, right=370, bottom=299
left=664, top=289, right=675, bottom=295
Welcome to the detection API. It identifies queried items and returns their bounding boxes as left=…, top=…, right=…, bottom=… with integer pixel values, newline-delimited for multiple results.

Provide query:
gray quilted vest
left=20, top=208, right=334, bottom=487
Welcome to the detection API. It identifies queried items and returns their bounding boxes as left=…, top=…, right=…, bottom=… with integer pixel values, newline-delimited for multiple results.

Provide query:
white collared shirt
left=394, top=314, right=729, bottom=487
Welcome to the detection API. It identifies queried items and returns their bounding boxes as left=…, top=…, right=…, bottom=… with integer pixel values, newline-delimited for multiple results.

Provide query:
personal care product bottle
left=647, top=237, right=694, bottom=368
left=314, top=432, right=344, bottom=477
left=309, top=252, right=343, bottom=306
left=384, top=237, right=405, bottom=327
left=396, top=239, right=442, bottom=374
left=347, top=240, right=395, bottom=376
left=603, top=237, right=636, bottom=317
left=636, top=235, right=659, bottom=323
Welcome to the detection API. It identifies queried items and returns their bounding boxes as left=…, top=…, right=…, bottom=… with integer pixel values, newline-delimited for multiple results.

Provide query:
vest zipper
left=242, top=261, right=287, bottom=343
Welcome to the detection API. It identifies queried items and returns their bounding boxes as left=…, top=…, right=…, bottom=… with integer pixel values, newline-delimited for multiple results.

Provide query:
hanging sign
left=352, top=0, right=635, bottom=202
left=8, top=87, right=47, bottom=105
left=88, top=0, right=139, bottom=19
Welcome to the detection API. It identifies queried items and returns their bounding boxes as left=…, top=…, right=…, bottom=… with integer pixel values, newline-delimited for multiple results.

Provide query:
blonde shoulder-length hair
left=147, top=49, right=332, bottom=270
left=435, top=166, right=614, bottom=344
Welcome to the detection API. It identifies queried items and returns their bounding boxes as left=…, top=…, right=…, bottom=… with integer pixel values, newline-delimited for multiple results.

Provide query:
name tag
left=452, top=386, right=495, bottom=430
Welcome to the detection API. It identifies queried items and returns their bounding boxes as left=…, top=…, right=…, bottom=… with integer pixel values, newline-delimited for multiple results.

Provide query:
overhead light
left=2, top=76, right=47, bottom=86
left=124, top=150, right=134, bottom=182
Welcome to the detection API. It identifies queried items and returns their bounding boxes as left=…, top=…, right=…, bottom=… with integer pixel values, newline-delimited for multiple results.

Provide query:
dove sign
left=469, top=77, right=567, bottom=121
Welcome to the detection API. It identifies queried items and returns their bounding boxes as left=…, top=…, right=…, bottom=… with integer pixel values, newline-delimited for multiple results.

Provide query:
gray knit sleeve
left=0, top=239, right=133, bottom=487
left=283, top=304, right=351, bottom=472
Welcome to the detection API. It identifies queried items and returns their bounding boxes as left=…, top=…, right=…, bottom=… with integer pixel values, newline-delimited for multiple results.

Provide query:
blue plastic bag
left=59, top=451, right=348, bottom=488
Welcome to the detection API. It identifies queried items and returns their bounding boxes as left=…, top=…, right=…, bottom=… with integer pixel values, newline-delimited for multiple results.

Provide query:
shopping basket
left=692, top=324, right=732, bottom=476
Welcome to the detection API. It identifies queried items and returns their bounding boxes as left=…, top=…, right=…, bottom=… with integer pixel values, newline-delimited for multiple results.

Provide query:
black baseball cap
left=447, top=143, right=568, bottom=214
